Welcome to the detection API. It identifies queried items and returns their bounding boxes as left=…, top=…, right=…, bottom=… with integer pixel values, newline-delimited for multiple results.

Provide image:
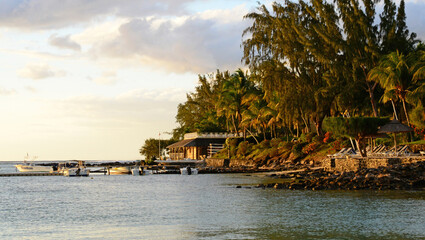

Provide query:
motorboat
left=131, top=167, right=142, bottom=175
left=109, top=166, right=131, bottom=175
left=15, top=154, right=53, bottom=173
left=63, top=167, right=90, bottom=177
left=59, top=160, right=90, bottom=177
left=15, top=163, right=53, bottom=173
left=180, top=167, right=198, bottom=175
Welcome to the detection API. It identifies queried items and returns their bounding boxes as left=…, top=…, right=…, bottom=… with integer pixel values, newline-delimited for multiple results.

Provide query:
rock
left=365, top=173, right=375, bottom=179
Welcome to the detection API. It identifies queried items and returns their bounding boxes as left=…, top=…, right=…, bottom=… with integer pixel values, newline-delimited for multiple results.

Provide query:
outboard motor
left=187, top=166, right=191, bottom=175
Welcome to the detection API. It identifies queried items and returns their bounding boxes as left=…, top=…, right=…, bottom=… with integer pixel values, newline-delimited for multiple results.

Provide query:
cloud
left=50, top=88, right=187, bottom=128
left=91, top=71, right=117, bottom=85
left=49, top=34, right=81, bottom=51
left=90, top=6, right=250, bottom=74
left=406, top=2, right=425, bottom=40
left=0, top=0, right=194, bottom=29
left=0, top=87, right=16, bottom=95
left=18, top=63, right=66, bottom=80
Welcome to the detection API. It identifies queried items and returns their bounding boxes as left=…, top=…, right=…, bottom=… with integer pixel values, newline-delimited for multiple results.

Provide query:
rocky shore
left=254, top=161, right=425, bottom=190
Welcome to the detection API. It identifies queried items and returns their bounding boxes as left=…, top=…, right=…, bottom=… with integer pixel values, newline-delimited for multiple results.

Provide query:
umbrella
left=377, top=119, right=413, bottom=152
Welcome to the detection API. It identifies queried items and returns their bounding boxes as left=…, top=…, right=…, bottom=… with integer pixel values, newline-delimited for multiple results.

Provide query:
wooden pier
left=0, top=172, right=63, bottom=177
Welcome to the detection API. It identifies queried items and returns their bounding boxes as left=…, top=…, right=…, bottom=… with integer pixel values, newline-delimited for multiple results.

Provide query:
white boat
left=109, top=166, right=131, bottom=175
left=180, top=167, right=198, bottom=175
left=15, top=154, right=53, bottom=173
left=59, top=160, right=90, bottom=177
left=131, top=167, right=141, bottom=175
left=15, top=164, right=53, bottom=173
left=63, top=167, right=90, bottom=177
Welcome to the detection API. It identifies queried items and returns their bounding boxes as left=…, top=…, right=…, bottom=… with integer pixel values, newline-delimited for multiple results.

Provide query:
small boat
left=63, top=167, right=90, bottom=177
left=131, top=167, right=141, bottom=175
left=109, top=166, right=131, bottom=175
left=59, top=160, right=90, bottom=177
left=15, top=154, right=53, bottom=173
left=180, top=167, right=198, bottom=175
left=15, top=164, right=53, bottom=173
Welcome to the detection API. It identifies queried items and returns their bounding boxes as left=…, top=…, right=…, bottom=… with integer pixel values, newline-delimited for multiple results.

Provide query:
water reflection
left=0, top=168, right=424, bottom=239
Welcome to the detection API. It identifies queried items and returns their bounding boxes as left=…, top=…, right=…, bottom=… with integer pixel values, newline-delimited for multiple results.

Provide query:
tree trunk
left=313, top=116, right=323, bottom=136
left=391, top=100, right=399, bottom=120
left=246, top=128, right=259, bottom=144
left=367, top=82, right=379, bottom=117
left=402, top=99, right=410, bottom=126
left=355, top=138, right=367, bottom=157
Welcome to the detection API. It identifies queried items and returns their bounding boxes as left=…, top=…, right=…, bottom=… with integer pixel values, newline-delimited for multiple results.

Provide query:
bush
left=302, top=142, right=319, bottom=155
left=323, top=132, right=334, bottom=143
left=292, top=142, right=308, bottom=157
left=330, top=137, right=351, bottom=151
left=236, top=141, right=251, bottom=158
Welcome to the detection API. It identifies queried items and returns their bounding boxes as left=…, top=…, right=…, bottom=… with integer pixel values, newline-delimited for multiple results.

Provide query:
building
left=166, top=132, right=235, bottom=160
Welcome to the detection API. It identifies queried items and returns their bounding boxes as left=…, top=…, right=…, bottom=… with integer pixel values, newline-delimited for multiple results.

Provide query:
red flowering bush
left=323, top=132, right=333, bottom=143
left=302, top=142, right=318, bottom=155
left=413, top=126, right=425, bottom=140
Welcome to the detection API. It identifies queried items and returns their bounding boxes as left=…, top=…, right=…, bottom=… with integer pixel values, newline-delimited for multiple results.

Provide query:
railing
left=208, top=143, right=224, bottom=158
left=169, top=153, right=185, bottom=160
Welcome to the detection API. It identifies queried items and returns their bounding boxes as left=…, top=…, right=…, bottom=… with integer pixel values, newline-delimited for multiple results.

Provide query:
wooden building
left=167, top=132, right=235, bottom=160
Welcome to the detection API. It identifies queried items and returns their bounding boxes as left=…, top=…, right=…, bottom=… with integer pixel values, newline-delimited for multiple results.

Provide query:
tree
left=173, top=71, right=227, bottom=139
left=139, top=138, right=176, bottom=160
left=323, top=117, right=390, bottom=157
left=216, top=69, right=256, bottom=134
left=368, top=51, right=417, bottom=125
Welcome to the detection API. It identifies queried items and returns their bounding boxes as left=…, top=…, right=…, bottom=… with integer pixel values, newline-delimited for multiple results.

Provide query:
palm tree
left=216, top=70, right=255, bottom=134
left=368, top=51, right=415, bottom=125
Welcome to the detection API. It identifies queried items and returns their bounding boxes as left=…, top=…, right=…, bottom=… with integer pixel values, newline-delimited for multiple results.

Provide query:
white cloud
left=18, top=63, right=66, bottom=80
left=92, top=71, right=117, bottom=85
left=406, top=2, right=425, bottom=40
left=0, top=87, right=16, bottom=95
left=49, top=34, right=81, bottom=51
left=89, top=6, right=249, bottom=74
left=0, top=0, right=194, bottom=29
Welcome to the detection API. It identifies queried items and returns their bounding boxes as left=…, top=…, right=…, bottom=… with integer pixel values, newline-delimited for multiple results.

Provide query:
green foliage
left=323, top=117, right=390, bottom=139
left=139, top=138, right=176, bottom=160
left=291, top=142, right=308, bottom=158
left=410, top=103, right=425, bottom=128
left=236, top=141, right=252, bottom=158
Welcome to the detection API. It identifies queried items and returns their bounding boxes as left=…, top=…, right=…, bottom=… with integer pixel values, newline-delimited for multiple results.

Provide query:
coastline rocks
left=254, top=161, right=425, bottom=191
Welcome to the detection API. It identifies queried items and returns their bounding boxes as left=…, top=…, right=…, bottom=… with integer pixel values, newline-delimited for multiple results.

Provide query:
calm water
left=1, top=163, right=425, bottom=240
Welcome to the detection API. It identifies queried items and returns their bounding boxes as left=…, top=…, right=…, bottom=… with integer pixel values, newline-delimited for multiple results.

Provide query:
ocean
left=1, top=162, right=424, bottom=239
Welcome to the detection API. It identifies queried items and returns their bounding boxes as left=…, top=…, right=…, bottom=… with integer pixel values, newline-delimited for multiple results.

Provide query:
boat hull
left=109, top=166, right=131, bottom=175
left=64, top=168, right=90, bottom=177
left=15, top=164, right=53, bottom=173
left=180, top=167, right=198, bottom=175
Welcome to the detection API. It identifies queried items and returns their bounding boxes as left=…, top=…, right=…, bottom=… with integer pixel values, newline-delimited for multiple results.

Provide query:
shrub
left=302, top=142, right=318, bottom=155
left=312, top=135, right=323, bottom=143
left=300, top=133, right=315, bottom=143
left=236, top=141, right=251, bottom=158
left=323, top=132, right=333, bottom=143
left=292, top=142, right=308, bottom=157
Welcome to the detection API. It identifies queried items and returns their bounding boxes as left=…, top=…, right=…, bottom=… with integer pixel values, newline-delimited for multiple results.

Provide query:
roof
left=377, top=119, right=413, bottom=133
left=167, top=138, right=227, bottom=148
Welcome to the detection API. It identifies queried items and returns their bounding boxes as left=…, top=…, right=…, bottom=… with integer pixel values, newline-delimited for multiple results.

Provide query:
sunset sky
left=0, top=0, right=424, bottom=161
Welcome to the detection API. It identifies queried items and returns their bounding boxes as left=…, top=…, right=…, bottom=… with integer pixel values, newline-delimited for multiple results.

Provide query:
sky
left=0, top=0, right=424, bottom=161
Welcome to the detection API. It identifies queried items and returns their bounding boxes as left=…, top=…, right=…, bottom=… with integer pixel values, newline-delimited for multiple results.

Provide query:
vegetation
left=139, top=138, right=177, bottom=160
left=141, top=0, right=425, bottom=161
left=323, top=117, right=390, bottom=156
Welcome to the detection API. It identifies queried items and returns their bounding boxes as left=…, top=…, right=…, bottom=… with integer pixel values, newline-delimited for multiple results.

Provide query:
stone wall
left=323, top=156, right=423, bottom=172
left=206, top=158, right=253, bottom=168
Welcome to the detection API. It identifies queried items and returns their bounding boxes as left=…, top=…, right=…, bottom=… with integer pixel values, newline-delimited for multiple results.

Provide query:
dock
left=0, top=172, right=63, bottom=177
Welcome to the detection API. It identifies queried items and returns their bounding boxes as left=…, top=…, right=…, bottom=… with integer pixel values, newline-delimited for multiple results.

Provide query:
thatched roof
left=377, top=119, right=413, bottom=133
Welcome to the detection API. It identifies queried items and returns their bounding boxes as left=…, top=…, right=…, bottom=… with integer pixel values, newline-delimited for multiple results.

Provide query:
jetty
left=0, top=172, right=63, bottom=177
